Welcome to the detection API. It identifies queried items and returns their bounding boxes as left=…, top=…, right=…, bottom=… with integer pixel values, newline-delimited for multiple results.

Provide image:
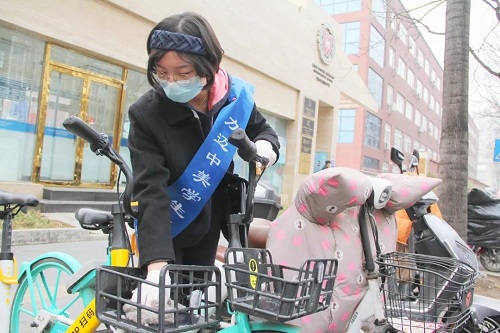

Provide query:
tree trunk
left=437, top=0, right=471, bottom=238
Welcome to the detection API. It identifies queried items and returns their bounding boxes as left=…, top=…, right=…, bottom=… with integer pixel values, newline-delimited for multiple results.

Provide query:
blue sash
left=168, top=77, right=254, bottom=237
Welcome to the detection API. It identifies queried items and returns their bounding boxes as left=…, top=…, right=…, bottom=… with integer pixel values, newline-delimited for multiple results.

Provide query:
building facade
left=315, top=0, right=444, bottom=176
left=0, top=0, right=377, bottom=207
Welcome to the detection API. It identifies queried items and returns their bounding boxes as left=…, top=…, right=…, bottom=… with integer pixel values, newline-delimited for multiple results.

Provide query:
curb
left=2, top=228, right=107, bottom=246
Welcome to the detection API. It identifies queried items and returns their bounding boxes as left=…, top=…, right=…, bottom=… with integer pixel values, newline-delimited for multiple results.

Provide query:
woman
left=125, top=11, right=280, bottom=323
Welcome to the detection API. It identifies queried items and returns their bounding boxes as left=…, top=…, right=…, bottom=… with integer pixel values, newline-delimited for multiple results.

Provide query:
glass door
left=39, top=70, right=84, bottom=183
left=37, top=66, right=122, bottom=186
left=81, top=80, right=120, bottom=184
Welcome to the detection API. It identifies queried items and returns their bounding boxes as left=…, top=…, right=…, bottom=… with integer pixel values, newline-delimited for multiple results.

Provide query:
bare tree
left=393, top=0, right=500, bottom=79
left=437, top=0, right=471, bottom=238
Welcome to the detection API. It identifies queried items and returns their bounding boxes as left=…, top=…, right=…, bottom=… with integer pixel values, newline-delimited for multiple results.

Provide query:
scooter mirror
left=390, top=147, right=405, bottom=174
left=408, top=149, right=420, bottom=174
left=412, top=149, right=420, bottom=161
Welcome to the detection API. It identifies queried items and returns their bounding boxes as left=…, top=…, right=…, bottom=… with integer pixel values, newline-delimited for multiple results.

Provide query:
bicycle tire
left=10, top=257, right=86, bottom=333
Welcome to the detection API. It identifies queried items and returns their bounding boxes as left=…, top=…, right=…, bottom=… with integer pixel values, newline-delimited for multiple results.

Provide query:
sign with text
left=302, top=117, right=314, bottom=137
left=494, top=139, right=500, bottom=163
left=304, top=98, right=316, bottom=118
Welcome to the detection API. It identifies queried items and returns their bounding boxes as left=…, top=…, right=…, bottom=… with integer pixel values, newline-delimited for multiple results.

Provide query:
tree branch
left=481, top=0, right=500, bottom=22
left=469, top=46, right=500, bottom=78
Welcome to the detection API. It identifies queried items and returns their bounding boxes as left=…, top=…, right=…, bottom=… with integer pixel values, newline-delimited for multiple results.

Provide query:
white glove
left=255, top=140, right=277, bottom=167
left=123, top=270, right=176, bottom=325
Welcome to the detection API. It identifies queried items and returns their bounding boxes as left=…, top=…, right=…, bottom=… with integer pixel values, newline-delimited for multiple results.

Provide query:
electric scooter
left=391, top=147, right=500, bottom=332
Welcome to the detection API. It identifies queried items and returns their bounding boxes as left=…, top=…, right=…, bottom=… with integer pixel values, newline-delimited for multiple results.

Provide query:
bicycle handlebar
left=229, top=128, right=269, bottom=166
left=62, top=116, right=107, bottom=151
left=62, top=116, right=136, bottom=218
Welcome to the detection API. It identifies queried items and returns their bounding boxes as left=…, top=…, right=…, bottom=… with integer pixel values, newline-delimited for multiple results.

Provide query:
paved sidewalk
left=3, top=213, right=108, bottom=246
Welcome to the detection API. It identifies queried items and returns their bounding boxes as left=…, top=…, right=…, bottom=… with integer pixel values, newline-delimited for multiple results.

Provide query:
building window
left=407, top=69, right=415, bottom=89
left=369, top=26, right=385, bottom=67
left=0, top=25, right=45, bottom=182
left=397, top=58, right=406, bottom=79
left=415, top=109, right=422, bottom=127
left=315, top=0, right=362, bottom=14
left=414, top=140, right=420, bottom=151
left=417, top=49, right=424, bottom=68
left=384, top=123, right=392, bottom=148
left=416, top=79, right=423, bottom=99
left=409, top=36, right=416, bottom=57
left=394, top=129, right=403, bottom=151
left=389, top=11, right=397, bottom=30
left=368, top=68, right=383, bottom=108
left=388, top=47, right=395, bottom=67
left=382, top=162, right=389, bottom=172
left=364, top=111, right=381, bottom=149
left=421, top=116, right=428, bottom=133
left=371, top=0, right=387, bottom=27
left=386, top=84, right=394, bottom=106
left=342, top=21, right=361, bottom=54
left=404, top=134, right=412, bottom=153
left=405, top=101, right=413, bottom=120
left=396, top=93, right=404, bottom=114
left=397, top=23, right=408, bottom=45
left=363, top=156, right=380, bottom=170
left=423, top=87, right=429, bottom=105
left=337, top=109, right=356, bottom=143
left=424, top=59, right=431, bottom=76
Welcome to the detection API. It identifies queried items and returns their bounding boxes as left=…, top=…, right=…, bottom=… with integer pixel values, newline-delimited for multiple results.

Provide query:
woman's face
left=154, top=51, right=197, bottom=83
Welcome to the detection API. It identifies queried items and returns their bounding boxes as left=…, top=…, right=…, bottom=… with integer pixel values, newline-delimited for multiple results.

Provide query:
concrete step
left=42, top=187, right=122, bottom=202
left=38, top=199, right=117, bottom=213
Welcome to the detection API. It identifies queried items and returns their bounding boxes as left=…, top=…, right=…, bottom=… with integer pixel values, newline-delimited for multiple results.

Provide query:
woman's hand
left=123, top=266, right=175, bottom=325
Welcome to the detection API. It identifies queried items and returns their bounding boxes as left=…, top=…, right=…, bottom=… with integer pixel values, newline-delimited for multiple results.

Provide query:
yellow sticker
left=249, top=259, right=258, bottom=289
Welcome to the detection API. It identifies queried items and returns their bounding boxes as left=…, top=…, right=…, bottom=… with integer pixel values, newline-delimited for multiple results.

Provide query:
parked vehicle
left=391, top=147, right=500, bottom=333
left=467, top=187, right=500, bottom=273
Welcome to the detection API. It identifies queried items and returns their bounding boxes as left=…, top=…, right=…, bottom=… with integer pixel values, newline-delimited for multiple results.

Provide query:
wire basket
left=96, top=265, right=221, bottom=333
left=223, top=248, right=338, bottom=322
left=376, top=252, right=478, bottom=333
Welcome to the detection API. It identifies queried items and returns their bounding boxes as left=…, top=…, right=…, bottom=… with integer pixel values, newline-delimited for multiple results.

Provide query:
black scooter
left=391, top=147, right=500, bottom=333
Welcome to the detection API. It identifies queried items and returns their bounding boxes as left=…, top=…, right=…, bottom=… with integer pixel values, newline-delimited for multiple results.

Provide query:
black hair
left=146, top=12, right=224, bottom=90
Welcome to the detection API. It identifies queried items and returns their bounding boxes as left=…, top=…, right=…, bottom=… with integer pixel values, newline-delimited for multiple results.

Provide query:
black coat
left=128, top=76, right=280, bottom=268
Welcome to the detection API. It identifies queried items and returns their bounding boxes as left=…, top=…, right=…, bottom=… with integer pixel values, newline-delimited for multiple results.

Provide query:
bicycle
left=8, top=115, right=338, bottom=333
left=7, top=116, right=220, bottom=333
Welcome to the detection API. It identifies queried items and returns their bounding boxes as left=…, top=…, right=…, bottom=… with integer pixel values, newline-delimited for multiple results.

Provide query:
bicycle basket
left=376, top=252, right=478, bottom=333
left=223, top=247, right=338, bottom=322
left=96, top=264, right=221, bottom=333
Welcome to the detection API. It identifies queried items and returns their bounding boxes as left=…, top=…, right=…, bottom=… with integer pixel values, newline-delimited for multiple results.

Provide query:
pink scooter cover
left=266, top=167, right=442, bottom=332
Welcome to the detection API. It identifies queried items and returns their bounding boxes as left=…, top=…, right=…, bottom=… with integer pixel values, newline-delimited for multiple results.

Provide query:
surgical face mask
left=159, top=76, right=205, bottom=103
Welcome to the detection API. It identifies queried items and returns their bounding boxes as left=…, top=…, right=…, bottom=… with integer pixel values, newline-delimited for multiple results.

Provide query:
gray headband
left=150, top=30, right=206, bottom=55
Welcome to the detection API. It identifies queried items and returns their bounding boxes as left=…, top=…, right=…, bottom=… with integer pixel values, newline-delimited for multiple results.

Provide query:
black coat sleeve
left=128, top=99, right=176, bottom=268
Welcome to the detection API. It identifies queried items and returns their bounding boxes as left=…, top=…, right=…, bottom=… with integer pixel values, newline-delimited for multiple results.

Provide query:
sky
left=401, top=0, right=499, bottom=181
left=401, top=0, right=498, bottom=67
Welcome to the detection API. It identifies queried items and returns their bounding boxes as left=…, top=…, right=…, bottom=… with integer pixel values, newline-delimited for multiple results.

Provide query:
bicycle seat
left=0, top=190, right=39, bottom=207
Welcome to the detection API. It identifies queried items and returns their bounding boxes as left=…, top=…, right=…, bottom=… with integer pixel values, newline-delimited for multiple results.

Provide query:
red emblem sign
left=317, top=23, right=335, bottom=64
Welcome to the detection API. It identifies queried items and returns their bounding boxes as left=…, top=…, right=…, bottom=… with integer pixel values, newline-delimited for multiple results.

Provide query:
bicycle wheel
left=10, top=257, right=87, bottom=333
left=479, top=248, right=500, bottom=273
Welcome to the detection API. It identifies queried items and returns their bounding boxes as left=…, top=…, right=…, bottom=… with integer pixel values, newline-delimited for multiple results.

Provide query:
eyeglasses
left=152, top=68, right=193, bottom=87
